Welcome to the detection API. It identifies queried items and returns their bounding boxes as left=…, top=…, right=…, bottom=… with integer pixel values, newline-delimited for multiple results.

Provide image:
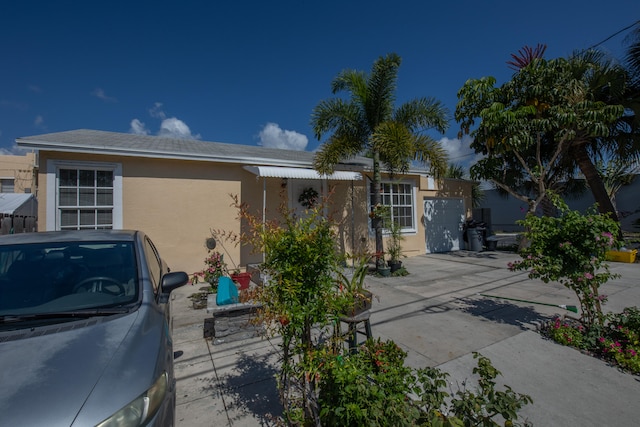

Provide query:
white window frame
left=46, top=160, right=123, bottom=231
left=369, top=178, right=417, bottom=235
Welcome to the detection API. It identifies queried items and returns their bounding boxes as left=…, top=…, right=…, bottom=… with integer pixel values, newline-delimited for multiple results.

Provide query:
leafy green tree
left=456, top=55, right=624, bottom=216
left=312, top=53, right=449, bottom=269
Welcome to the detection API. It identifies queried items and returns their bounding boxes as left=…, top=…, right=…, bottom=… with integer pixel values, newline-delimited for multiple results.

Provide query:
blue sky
left=1, top=0, right=638, bottom=168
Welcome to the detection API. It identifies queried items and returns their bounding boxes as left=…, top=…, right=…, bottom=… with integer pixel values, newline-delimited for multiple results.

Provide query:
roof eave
left=16, top=139, right=318, bottom=168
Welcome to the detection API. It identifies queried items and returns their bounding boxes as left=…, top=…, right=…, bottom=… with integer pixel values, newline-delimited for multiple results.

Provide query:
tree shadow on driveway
left=455, top=297, right=553, bottom=330
left=218, top=349, right=283, bottom=426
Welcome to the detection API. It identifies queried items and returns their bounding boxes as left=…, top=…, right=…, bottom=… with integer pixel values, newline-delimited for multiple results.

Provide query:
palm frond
left=394, top=97, right=450, bottom=133
left=313, top=133, right=364, bottom=174
left=412, top=134, right=449, bottom=177
left=507, top=44, right=547, bottom=71
left=365, top=53, right=401, bottom=127
left=311, top=98, right=363, bottom=140
left=444, top=163, right=466, bottom=179
left=371, top=121, right=414, bottom=174
left=331, top=69, right=368, bottom=105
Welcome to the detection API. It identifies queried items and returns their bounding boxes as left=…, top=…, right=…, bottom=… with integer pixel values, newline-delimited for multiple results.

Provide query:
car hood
left=0, top=311, right=139, bottom=426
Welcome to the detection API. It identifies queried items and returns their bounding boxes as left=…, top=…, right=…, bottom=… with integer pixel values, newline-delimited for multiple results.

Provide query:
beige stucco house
left=16, top=129, right=473, bottom=275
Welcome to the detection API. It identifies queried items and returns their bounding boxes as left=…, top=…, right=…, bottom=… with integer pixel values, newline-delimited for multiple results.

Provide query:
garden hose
left=478, top=293, right=579, bottom=313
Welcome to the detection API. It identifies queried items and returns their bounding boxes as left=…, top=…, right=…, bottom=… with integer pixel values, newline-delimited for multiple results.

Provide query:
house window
left=0, top=178, right=15, bottom=193
left=58, top=168, right=114, bottom=229
left=46, top=160, right=123, bottom=231
left=371, top=180, right=416, bottom=232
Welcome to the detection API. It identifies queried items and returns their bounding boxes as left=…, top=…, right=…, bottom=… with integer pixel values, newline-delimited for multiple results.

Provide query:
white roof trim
left=244, top=166, right=362, bottom=181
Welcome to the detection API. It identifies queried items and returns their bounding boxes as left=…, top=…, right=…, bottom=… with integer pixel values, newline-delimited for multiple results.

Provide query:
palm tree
left=566, top=50, right=639, bottom=227
left=624, top=21, right=640, bottom=88
left=312, top=53, right=449, bottom=269
left=444, top=163, right=485, bottom=208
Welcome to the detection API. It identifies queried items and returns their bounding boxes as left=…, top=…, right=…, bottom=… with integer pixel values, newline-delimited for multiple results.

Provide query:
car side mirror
left=161, top=271, right=189, bottom=295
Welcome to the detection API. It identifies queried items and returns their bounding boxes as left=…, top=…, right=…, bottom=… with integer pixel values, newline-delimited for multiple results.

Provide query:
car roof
left=0, top=230, right=141, bottom=246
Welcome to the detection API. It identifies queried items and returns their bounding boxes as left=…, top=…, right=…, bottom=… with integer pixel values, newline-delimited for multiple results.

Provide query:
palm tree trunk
left=570, top=143, right=623, bottom=239
left=571, top=143, right=619, bottom=219
left=372, top=150, right=384, bottom=269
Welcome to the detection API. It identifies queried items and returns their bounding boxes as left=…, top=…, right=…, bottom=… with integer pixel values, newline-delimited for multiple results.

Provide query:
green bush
left=311, top=340, right=532, bottom=427
left=541, top=307, right=640, bottom=374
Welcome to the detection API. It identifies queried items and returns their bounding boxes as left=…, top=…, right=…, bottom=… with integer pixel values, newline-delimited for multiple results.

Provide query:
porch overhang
left=243, top=166, right=362, bottom=181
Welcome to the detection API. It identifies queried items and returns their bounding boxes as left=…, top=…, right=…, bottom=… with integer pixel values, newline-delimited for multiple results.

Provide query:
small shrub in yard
left=547, top=318, right=586, bottom=348
left=509, top=193, right=620, bottom=329
left=310, top=339, right=532, bottom=427
left=541, top=307, right=640, bottom=375
left=598, top=308, right=640, bottom=373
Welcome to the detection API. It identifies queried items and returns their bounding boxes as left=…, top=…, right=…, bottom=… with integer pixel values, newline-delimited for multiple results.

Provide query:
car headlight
left=96, top=372, right=168, bottom=427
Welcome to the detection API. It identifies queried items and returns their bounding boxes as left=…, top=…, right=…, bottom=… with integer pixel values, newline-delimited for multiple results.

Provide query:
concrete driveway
left=171, top=251, right=640, bottom=426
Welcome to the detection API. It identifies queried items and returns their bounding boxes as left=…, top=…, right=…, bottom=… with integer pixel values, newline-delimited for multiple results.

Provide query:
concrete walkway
left=171, top=251, right=640, bottom=426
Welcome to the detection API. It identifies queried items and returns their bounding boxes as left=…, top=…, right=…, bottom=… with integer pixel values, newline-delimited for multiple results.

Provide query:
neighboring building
left=0, top=193, right=38, bottom=234
left=0, top=153, right=38, bottom=234
left=17, top=129, right=474, bottom=274
left=478, top=180, right=640, bottom=233
left=0, top=152, right=37, bottom=194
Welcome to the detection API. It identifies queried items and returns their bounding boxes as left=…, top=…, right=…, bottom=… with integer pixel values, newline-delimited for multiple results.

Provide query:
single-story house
left=17, top=129, right=474, bottom=275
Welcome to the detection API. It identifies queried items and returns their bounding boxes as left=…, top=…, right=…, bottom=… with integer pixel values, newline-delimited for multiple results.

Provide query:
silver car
left=0, top=230, right=188, bottom=426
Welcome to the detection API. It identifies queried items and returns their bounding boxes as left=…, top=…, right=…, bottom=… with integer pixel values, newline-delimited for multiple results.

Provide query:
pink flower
left=584, top=272, right=594, bottom=280
left=598, top=337, right=605, bottom=343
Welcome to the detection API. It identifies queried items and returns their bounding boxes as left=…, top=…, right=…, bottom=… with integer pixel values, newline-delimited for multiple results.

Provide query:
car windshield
left=0, top=240, right=139, bottom=316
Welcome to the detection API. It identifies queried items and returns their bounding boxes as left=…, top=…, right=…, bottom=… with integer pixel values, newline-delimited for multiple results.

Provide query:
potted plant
left=336, top=256, right=374, bottom=317
left=194, top=250, right=227, bottom=289
left=387, top=219, right=404, bottom=272
left=230, top=268, right=252, bottom=290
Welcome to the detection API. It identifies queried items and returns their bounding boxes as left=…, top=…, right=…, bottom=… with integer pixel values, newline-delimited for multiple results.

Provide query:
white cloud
left=158, top=117, right=200, bottom=139
left=91, top=88, right=117, bottom=102
left=148, top=102, right=166, bottom=120
left=439, top=135, right=484, bottom=171
left=34, top=115, right=44, bottom=128
left=129, top=119, right=149, bottom=135
left=129, top=103, right=200, bottom=139
left=258, top=122, right=308, bottom=151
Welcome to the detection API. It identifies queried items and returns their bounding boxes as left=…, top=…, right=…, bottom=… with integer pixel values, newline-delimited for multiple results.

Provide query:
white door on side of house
left=423, top=198, right=465, bottom=253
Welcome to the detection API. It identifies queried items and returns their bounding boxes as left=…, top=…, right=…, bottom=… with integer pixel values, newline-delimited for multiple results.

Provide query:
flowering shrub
left=548, top=318, right=586, bottom=348
left=542, top=308, right=640, bottom=374
left=598, top=308, right=640, bottom=373
left=509, top=193, right=620, bottom=328
left=194, top=250, right=227, bottom=286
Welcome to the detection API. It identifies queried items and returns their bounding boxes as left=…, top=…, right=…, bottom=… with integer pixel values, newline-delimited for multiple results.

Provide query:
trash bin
left=466, top=227, right=485, bottom=251
left=485, top=235, right=498, bottom=251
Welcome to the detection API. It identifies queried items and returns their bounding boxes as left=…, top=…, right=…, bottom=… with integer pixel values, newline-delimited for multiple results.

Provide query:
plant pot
left=231, top=272, right=251, bottom=290
left=388, top=260, right=402, bottom=273
left=377, top=265, right=391, bottom=277
left=343, top=289, right=373, bottom=317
